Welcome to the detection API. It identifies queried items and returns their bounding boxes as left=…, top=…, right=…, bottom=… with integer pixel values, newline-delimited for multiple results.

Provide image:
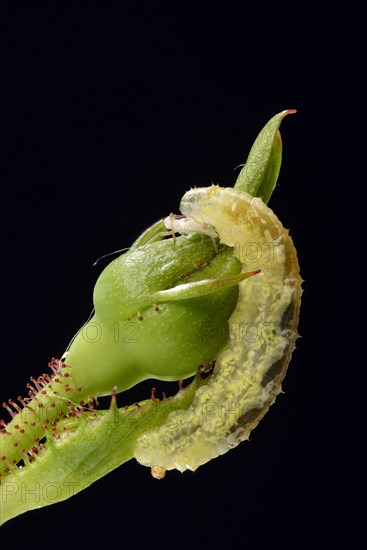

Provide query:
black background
left=0, top=1, right=364, bottom=548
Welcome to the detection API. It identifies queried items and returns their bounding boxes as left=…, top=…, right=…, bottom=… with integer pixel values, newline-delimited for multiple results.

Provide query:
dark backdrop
left=0, top=1, right=364, bottom=548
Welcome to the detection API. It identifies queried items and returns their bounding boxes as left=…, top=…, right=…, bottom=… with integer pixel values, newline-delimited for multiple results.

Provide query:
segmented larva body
left=134, top=185, right=302, bottom=472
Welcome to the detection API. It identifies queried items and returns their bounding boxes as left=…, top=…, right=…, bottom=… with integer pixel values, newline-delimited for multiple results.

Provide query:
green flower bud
left=66, top=229, right=245, bottom=396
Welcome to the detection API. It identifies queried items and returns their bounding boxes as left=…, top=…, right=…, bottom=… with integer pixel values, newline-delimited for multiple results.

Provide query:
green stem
left=1, top=374, right=203, bottom=524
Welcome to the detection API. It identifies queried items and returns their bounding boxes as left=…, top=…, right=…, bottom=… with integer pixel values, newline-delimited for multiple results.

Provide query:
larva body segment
left=134, top=185, right=302, bottom=472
